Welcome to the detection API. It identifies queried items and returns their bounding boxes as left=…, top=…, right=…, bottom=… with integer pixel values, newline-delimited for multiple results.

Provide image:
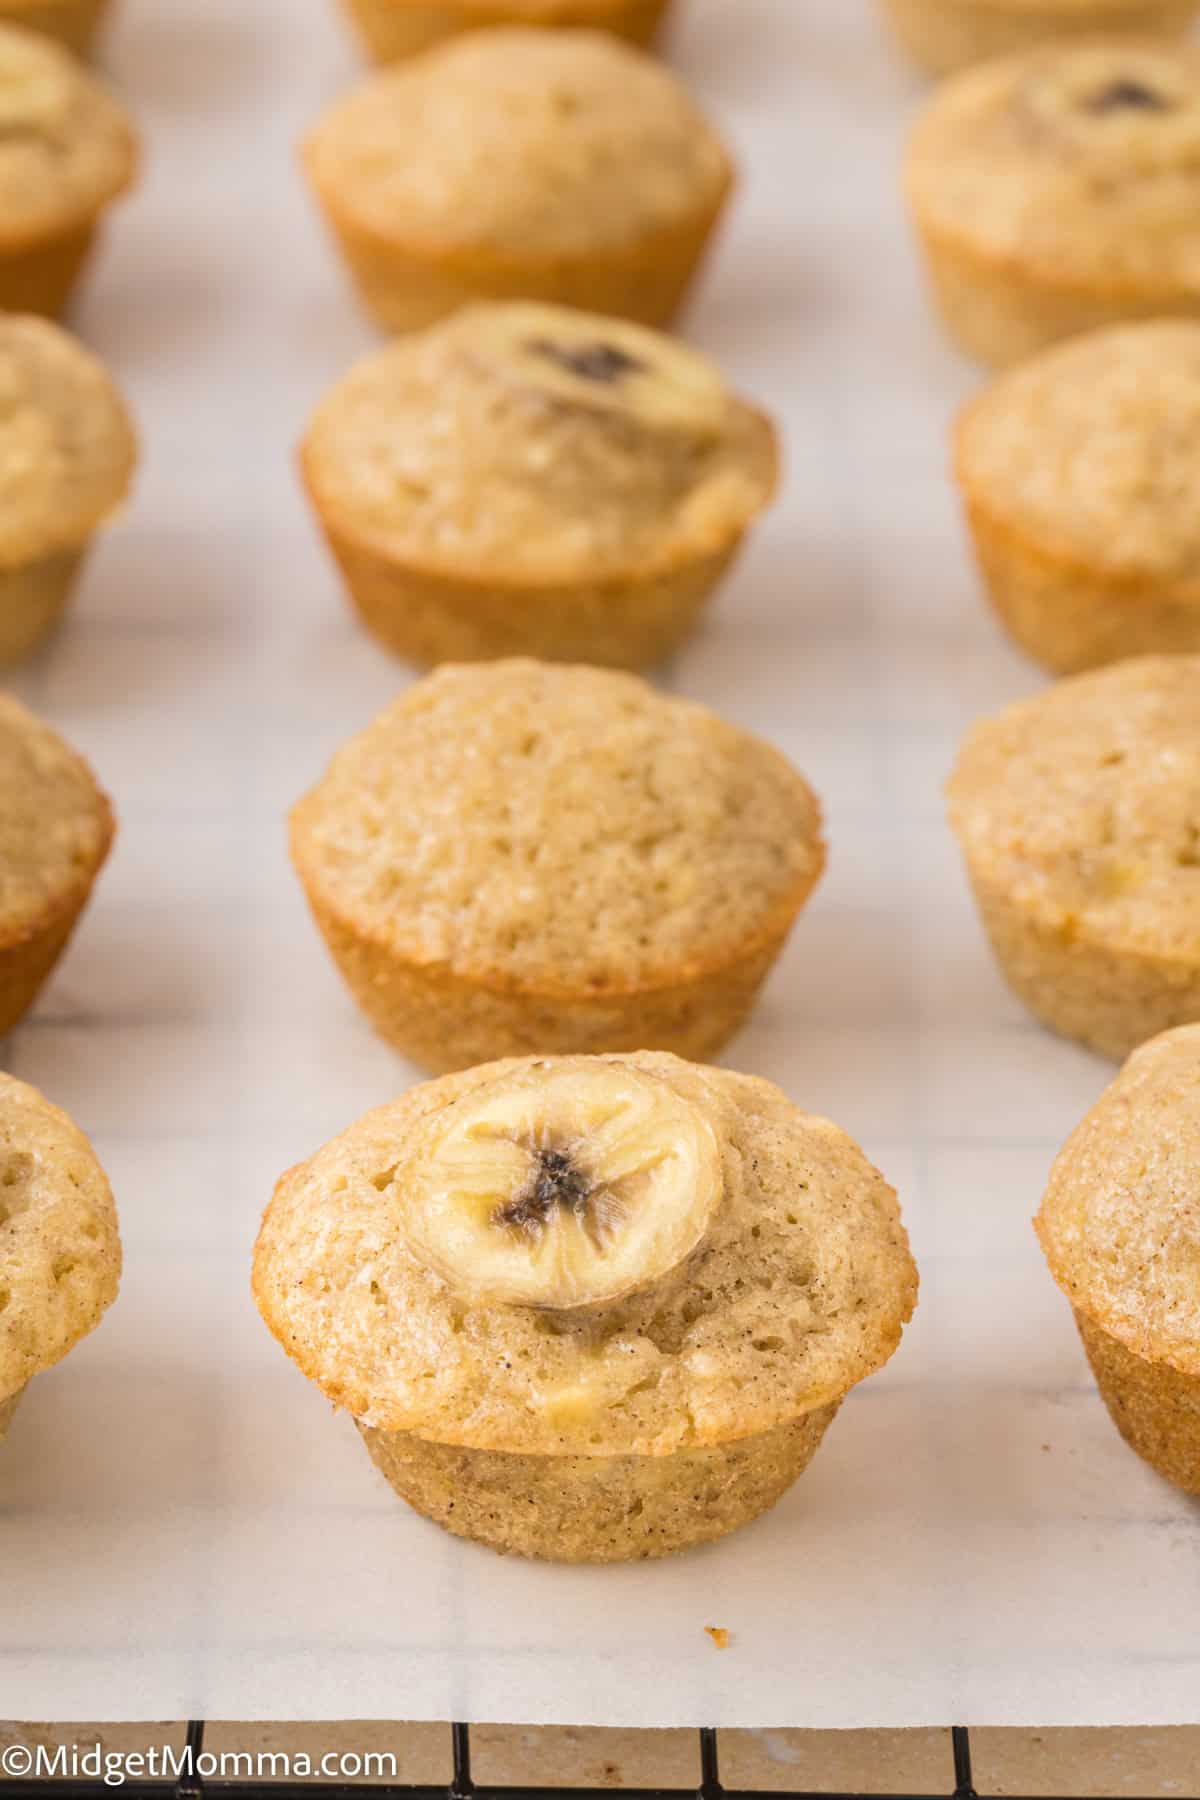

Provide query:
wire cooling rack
left=0, top=1723, right=1186, bottom=1800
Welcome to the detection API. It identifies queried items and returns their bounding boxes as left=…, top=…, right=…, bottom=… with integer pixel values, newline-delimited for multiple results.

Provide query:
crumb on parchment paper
left=705, top=1626, right=731, bottom=1649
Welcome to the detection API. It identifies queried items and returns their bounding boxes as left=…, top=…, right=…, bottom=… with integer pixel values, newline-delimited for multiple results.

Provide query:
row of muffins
left=3, top=636, right=1200, bottom=1557
left=9, top=17, right=1200, bottom=680
left=890, top=5, right=1200, bottom=1525
left=252, top=0, right=1200, bottom=1554
left=0, top=1, right=914, bottom=1564
left=6, top=647, right=1199, bottom=1074
left=6, top=1, right=1200, bottom=1564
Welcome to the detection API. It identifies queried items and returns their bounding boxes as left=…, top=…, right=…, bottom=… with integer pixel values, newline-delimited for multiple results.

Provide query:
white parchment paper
left=2, top=0, right=1199, bottom=1731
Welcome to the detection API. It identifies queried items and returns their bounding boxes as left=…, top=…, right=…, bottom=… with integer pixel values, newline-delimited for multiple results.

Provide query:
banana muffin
left=946, top=656, right=1200, bottom=1060
left=0, top=24, right=137, bottom=317
left=0, top=316, right=136, bottom=661
left=291, top=660, right=824, bottom=1073
left=0, top=0, right=111, bottom=54
left=1037, top=1025, right=1200, bottom=1492
left=303, top=27, right=732, bottom=333
left=342, top=0, right=672, bottom=64
left=253, top=1051, right=918, bottom=1561
left=301, top=302, right=778, bottom=669
left=0, top=695, right=113, bottom=1036
left=906, top=42, right=1200, bottom=368
left=955, top=323, right=1200, bottom=674
left=881, top=0, right=1197, bottom=77
left=0, top=1071, right=120, bottom=1444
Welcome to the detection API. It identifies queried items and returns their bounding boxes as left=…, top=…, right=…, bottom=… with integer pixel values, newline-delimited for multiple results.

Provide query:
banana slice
left=399, top=1060, right=723, bottom=1310
left=451, top=302, right=732, bottom=442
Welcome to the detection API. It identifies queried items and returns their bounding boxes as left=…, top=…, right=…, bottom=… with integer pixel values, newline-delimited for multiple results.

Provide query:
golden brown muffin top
left=946, top=657, right=1200, bottom=960
left=0, top=695, right=113, bottom=948
left=0, top=24, right=136, bottom=249
left=303, top=27, right=731, bottom=258
left=253, top=1052, right=918, bottom=1455
left=301, top=303, right=778, bottom=582
left=956, top=322, right=1200, bottom=592
left=1038, top=1025, right=1200, bottom=1374
left=906, top=42, right=1200, bottom=295
left=291, top=660, right=824, bottom=995
left=0, top=1072, right=120, bottom=1406
left=0, top=316, right=136, bottom=569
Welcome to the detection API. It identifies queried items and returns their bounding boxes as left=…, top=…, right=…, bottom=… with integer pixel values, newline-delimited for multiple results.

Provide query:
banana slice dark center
left=1086, top=79, right=1168, bottom=114
left=525, top=337, right=648, bottom=386
left=494, top=1146, right=627, bottom=1254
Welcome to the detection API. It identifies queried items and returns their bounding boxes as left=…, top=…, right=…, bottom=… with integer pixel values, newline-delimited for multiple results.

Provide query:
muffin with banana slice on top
left=301, top=301, right=779, bottom=670
left=906, top=41, right=1200, bottom=367
left=253, top=1052, right=919, bottom=1561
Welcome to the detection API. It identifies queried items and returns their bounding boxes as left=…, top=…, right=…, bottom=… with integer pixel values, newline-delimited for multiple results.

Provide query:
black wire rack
left=0, top=1720, right=1175, bottom=1800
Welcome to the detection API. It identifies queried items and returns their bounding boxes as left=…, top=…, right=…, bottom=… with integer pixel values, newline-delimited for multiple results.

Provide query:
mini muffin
left=0, top=1071, right=120, bottom=1444
left=291, top=660, right=824, bottom=1073
left=955, top=323, right=1200, bottom=674
left=0, top=25, right=136, bottom=318
left=303, top=27, right=732, bottom=334
left=0, top=0, right=111, bottom=55
left=301, top=303, right=778, bottom=670
left=881, top=0, right=1197, bottom=78
left=946, top=656, right=1200, bottom=1060
left=0, top=316, right=135, bottom=662
left=1037, top=1025, right=1200, bottom=1492
left=905, top=42, right=1200, bottom=368
left=342, top=0, right=671, bottom=64
left=0, top=695, right=113, bottom=1036
left=254, top=1051, right=918, bottom=1561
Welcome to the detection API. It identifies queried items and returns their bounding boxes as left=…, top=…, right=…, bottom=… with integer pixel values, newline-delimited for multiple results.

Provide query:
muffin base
left=0, top=1385, right=24, bottom=1444
left=342, top=0, right=671, bottom=62
left=964, top=859, right=1200, bottom=1061
left=0, top=866, right=108, bottom=1038
left=1076, top=1310, right=1200, bottom=1495
left=300, top=884, right=800, bottom=1072
left=913, top=227, right=1200, bottom=370
left=0, top=547, right=87, bottom=666
left=964, top=501, right=1200, bottom=675
left=0, top=0, right=111, bottom=52
left=882, top=0, right=1197, bottom=76
left=319, top=520, right=741, bottom=670
left=0, top=225, right=97, bottom=321
left=311, top=192, right=729, bottom=334
left=359, top=1405, right=839, bottom=1561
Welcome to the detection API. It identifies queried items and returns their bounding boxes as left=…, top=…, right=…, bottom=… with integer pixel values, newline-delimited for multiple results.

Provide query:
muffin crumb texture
left=947, top=656, right=1200, bottom=1058
left=0, top=23, right=135, bottom=250
left=0, top=314, right=136, bottom=571
left=304, top=27, right=732, bottom=330
left=291, top=661, right=824, bottom=1069
left=0, top=1071, right=121, bottom=1423
left=955, top=322, right=1200, bottom=671
left=1037, top=1026, right=1200, bottom=1491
